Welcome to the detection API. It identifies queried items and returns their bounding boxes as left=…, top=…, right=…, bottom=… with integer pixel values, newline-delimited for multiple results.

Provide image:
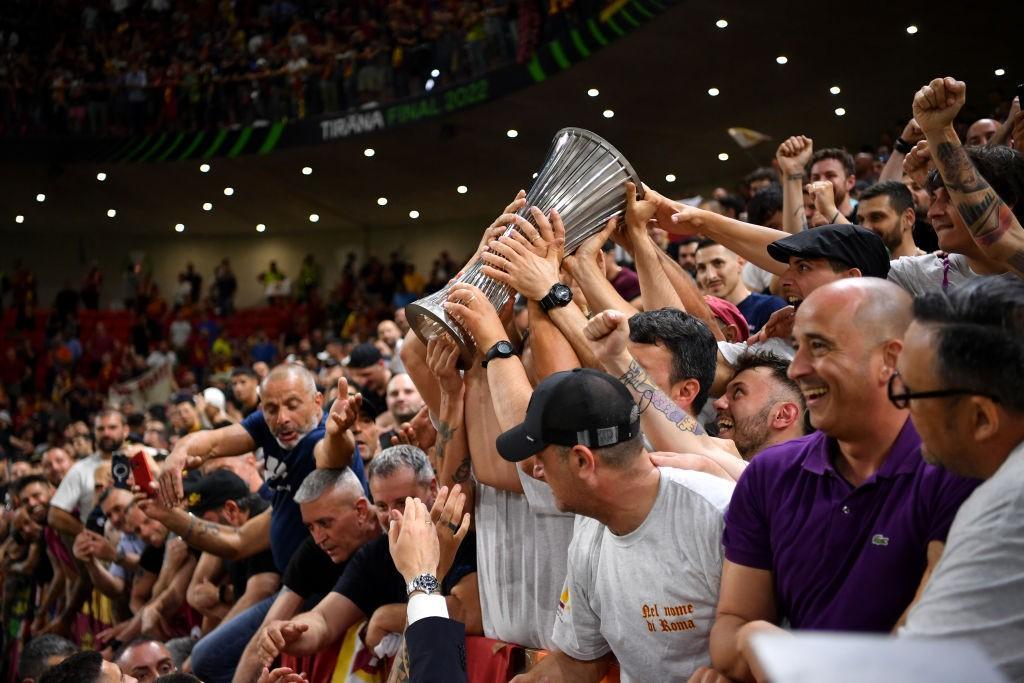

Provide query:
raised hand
left=388, top=496, right=440, bottom=583
left=469, top=191, right=529, bottom=265
left=748, top=305, right=796, bottom=344
left=157, top=446, right=203, bottom=509
left=429, top=484, right=471, bottom=581
left=775, top=135, right=813, bottom=177
left=562, top=215, right=617, bottom=279
left=912, top=76, right=966, bottom=135
left=326, top=376, right=360, bottom=438
left=389, top=406, right=438, bottom=451
left=443, top=283, right=509, bottom=351
left=426, top=337, right=463, bottom=396
left=480, top=226, right=562, bottom=300
left=623, top=181, right=658, bottom=246
left=805, top=181, right=840, bottom=222
left=903, top=140, right=933, bottom=187
left=583, top=309, right=630, bottom=366
left=900, top=118, right=925, bottom=145
left=258, top=667, right=308, bottom=683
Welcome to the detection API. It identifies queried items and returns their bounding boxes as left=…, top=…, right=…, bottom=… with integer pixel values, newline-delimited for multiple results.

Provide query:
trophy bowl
left=406, top=127, right=643, bottom=366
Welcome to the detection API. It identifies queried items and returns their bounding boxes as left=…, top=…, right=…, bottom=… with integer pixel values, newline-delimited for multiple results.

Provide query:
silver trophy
left=406, top=127, right=643, bottom=364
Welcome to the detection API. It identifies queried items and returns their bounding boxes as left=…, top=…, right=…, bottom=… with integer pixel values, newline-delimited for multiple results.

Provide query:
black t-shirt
left=282, top=536, right=349, bottom=600
left=331, top=531, right=477, bottom=617
left=225, top=548, right=278, bottom=598
left=139, top=544, right=165, bottom=575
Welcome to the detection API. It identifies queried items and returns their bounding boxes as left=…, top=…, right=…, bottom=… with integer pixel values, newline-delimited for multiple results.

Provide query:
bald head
left=260, top=363, right=318, bottom=399
left=802, top=278, right=912, bottom=345
left=966, top=118, right=998, bottom=147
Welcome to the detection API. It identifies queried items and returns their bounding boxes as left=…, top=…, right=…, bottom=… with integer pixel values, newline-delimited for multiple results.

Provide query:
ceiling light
left=835, top=107, right=846, bottom=116
left=175, top=223, right=185, bottom=232
left=425, top=78, right=435, bottom=91
left=200, top=163, right=210, bottom=173
left=409, top=210, right=420, bottom=219
left=15, top=215, right=24, bottom=224
left=302, top=166, right=313, bottom=175
left=203, top=202, right=213, bottom=211
left=995, top=68, right=1006, bottom=76
left=665, top=174, right=677, bottom=183
left=906, top=25, right=918, bottom=34
left=603, top=109, right=614, bottom=118
left=506, top=129, right=518, bottom=138
left=830, top=85, right=841, bottom=95
left=256, top=223, right=266, bottom=233
left=587, top=88, right=599, bottom=97
left=364, top=148, right=375, bottom=157
left=776, top=56, right=788, bottom=64
left=309, top=213, right=320, bottom=223
left=718, top=153, right=730, bottom=161
left=532, top=172, right=538, bottom=179
left=377, top=197, right=388, bottom=206
left=96, top=172, right=107, bottom=181
left=431, top=68, right=440, bottom=78
left=707, top=87, right=720, bottom=97
left=107, top=209, right=116, bottom=218
left=715, top=18, right=728, bottom=28
left=457, top=185, right=468, bottom=194
left=36, top=193, right=45, bottom=202
left=223, top=187, right=234, bottom=196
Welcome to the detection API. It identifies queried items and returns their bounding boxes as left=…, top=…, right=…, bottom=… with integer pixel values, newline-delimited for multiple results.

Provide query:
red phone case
left=130, top=451, right=156, bottom=496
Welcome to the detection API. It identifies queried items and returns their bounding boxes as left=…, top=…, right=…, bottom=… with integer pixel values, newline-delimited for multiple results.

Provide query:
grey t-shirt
left=901, top=441, right=1024, bottom=681
left=887, top=253, right=1017, bottom=296
left=552, top=467, right=734, bottom=682
left=474, top=468, right=574, bottom=650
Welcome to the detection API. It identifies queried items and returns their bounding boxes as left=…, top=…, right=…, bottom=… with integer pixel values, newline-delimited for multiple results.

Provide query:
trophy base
left=405, top=300, right=476, bottom=369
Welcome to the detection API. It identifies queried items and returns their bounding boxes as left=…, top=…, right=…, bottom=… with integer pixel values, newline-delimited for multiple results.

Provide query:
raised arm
left=880, top=120, right=924, bottom=182
left=157, top=423, right=256, bottom=507
left=313, top=376, right=358, bottom=469
left=776, top=135, right=814, bottom=233
left=463, top=358, right=524, bottom=493
left=138, top=499, right=271, bottom=561
left=424, top=337, right=475, bottom=503
left=621, top=183, right=686, bottom=311
left=912, top=76, right=1024, bottom=276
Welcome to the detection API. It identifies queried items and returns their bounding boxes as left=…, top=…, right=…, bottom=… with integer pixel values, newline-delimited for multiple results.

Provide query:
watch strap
left=482, top=341, right=514, bottom=368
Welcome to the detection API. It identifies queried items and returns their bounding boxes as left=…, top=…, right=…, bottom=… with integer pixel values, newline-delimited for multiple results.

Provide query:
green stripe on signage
left=156, top=132, right=186, bottom=162
left=570, top=29, right=591, bottom=57
left=549, top=41, right=571, bottom=70
left=527, top=55, right=546, bottom=82
left=632, top=0, right=655, bottom=19
left=258, top=121, right=286, bottom=155
left=137, top=132, right=167, bottom=162
left=619, top=7, right=640, bottom=27
left=178, top=131, right=206, bottom=160
left=605, top=16, right=626, bottom=36
left=588, top=19, right=609, bottom=46
left=227, top=127, right=253, bottom=158
left=202, top=129, right=229, bottom=159
left=119, top=134, right=152, bottom=163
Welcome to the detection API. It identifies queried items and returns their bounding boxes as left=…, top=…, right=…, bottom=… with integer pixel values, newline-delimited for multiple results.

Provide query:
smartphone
left=130, top=450, right=156, bottom=497
left=111, top=452, right=132, bottom=490
left=1017, top=83, right=1024, bottom=106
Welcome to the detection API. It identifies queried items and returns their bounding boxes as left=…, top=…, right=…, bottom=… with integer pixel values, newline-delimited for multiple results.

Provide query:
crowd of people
left=2, top=73, right=1024, bottom=683
left=0, top=0, right=611, bottom=137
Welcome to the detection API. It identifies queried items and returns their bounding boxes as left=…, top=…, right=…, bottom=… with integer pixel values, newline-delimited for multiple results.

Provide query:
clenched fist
left=912, top=77, right=966, bottom=135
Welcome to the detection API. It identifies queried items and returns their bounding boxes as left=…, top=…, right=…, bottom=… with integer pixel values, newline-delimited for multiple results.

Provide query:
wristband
left=894, top=137, right=913, bottom=155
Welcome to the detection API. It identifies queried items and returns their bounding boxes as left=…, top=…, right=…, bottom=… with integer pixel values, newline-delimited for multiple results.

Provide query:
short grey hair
left=366, top=445, right=434, bottom=485
left=260, top=363, right=318, bottom=399
left=293, top=467, right=364, bottom=505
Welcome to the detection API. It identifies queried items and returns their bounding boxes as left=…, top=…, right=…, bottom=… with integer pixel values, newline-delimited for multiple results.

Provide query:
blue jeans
left=191, top=594, right=275, bottom=683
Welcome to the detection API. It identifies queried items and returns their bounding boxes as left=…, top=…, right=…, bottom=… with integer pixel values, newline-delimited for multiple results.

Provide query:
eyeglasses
left=887, top=370, right=1001, bottom=409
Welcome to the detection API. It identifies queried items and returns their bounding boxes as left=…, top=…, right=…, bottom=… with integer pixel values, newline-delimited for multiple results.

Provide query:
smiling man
left=695, top=240, right=786, bottom=333
left=707, top=278, right=977, bottom=682
left=712, top=352, right=806, bottom=459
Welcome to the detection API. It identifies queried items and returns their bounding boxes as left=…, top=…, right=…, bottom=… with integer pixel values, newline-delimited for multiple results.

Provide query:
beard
left=98, top=436, right=121, bottom=453
left=730, top=404, right=776, bottom=459
left=272, top=411, right=321, bottom=450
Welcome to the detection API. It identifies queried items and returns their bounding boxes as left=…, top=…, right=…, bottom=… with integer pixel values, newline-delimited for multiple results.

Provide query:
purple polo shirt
left=723, top=419, right=977, bottom=631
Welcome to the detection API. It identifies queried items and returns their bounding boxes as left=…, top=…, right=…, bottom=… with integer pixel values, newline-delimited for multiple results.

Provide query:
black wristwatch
left=893, top=137, right=913, bottom=155
left=539, top=283, right=573, bottom=312
left=482, top=340, right=515, bottom=368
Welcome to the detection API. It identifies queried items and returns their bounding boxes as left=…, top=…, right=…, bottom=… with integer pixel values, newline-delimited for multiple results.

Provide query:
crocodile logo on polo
left=871, top=534, right=890, bottom=546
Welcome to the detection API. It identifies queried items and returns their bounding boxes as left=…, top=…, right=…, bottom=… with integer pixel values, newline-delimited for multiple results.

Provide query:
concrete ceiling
left=1, top=0, right=1019, bottom=241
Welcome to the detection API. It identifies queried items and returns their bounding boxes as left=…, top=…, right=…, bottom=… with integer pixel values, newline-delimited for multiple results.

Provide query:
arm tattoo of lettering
left=934, top=142, right=1016, bottom=248
left=617, top=360, right=698, bottom=433
left=434, top=421, right=455, bottom=467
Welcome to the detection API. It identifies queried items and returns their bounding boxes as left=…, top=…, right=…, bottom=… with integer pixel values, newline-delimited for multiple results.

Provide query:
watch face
left=554, top=284, right=573, bottom=303
left=496, top=341, right=515, bottom=355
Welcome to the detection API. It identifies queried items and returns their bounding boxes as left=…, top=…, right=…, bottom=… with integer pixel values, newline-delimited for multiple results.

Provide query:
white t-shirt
left=887, top=253, right=1018, bottom=296
left=475, top=468, right=574, bottom=650
left=51, top=452, right=107, bottom=522
left=741, top=262, right=775, bottom=294
left=901, top=441, right=1024, bottom=681
left=552, top=467, right=734, bottom=682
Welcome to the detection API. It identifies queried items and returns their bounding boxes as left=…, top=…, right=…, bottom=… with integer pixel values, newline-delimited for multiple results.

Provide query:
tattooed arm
left=426, top=336, right=476, bottom=510
left=137, top=499, right=271, bottom=561
left=584, top=310, right=746, bottom=481
left=913, top=76, right=1024, bottom=276
left=776, top=135, right=814, bottom=234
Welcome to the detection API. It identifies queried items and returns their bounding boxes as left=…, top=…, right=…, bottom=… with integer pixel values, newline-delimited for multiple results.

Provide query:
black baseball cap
left=346, top=343, right=382, bottom=369
left=767, top=224, right=891, bottom=278
left=185, top=470, right=250, bottom=516
left=496, top=368, right=641, bottom=462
